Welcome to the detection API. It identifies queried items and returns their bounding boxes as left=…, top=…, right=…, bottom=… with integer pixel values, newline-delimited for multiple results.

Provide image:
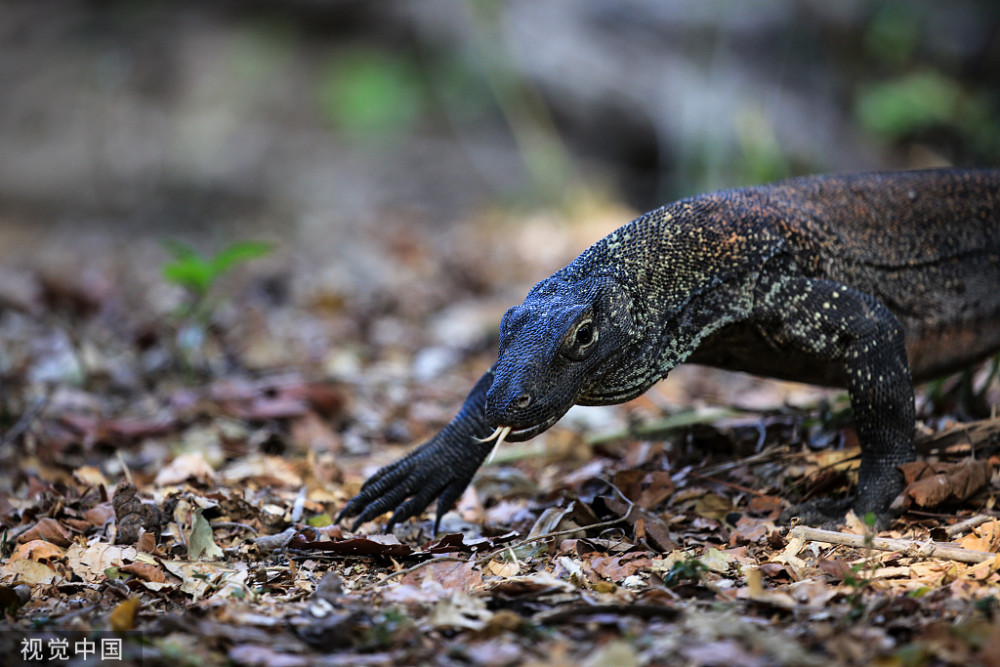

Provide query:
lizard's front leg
left=337, top=366, right=499, bottom=532
left=752, top=273, right=916, bottom=523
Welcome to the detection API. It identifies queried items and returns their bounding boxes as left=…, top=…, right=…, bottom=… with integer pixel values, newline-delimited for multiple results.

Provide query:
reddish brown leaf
left=588, top=554, right=653, bottom=581
left=613, top=470, right=674, bottom=509
left=287, top=536, right=415, bottom=558
left=905, top=459, right=991, bottom=508
left=120, top=562, right=168, bottom=583
left=17, top=518, right=73, bottom=547
left=817, top=558, right=854, bottom=582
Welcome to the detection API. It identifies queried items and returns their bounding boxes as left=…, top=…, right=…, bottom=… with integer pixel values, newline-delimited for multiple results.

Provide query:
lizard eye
left=563, top=318, right=597, bottom=360
left=574, top=321, right=594, bottom=347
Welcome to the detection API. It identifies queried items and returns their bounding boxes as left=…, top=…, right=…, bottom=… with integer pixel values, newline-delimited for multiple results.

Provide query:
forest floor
left=1, top=201, right=999, bottom=667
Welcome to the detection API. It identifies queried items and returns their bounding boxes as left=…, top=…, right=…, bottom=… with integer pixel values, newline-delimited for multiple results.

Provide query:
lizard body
left=339, top=169, right=1000, bottom=531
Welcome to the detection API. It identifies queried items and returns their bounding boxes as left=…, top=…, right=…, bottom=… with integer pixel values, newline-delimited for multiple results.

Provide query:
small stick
left=945, top=514, right=996, bottom=537
left=789, top=526, right=999, bottom=565
left=687, top=471, right=770, bottom=497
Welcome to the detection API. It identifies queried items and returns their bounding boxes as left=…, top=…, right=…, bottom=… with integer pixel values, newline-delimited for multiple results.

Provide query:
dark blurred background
left=3, top=0, right=998, bottom=232
left=1, top=0, right=998, bottom=380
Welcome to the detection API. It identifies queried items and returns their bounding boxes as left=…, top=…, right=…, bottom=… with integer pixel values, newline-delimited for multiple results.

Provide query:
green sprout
left=161, top=240, right=273, bottom=371
left=163, top=240, right=273, bottom=315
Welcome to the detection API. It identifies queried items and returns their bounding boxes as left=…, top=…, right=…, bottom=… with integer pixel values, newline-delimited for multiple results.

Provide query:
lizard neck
left=566, top=196, right=785, bottom=401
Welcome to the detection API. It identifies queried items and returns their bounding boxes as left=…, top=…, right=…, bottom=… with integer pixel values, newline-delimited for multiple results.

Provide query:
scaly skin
left=338, top=168, right=1000, bottom=531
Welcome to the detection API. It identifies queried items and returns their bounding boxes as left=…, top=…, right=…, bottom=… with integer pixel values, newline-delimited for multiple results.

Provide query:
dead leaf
left=9, top=540, right=65, bottom=563
left=428, top=592, right=493, bottom=630
left=120, top=561, right=168, bottom=583
left=159, top=560, right=247, bottom=600
left=287, top=535, right=414, bottom=558
left=65, top=543, right=138, bottom=581
left=0, top=559, right=59, bottom=585
left=188, top=508, right=224, bottom=560
left=613, top=470, right=674, bottom=509
left=73, top=465, right=109, bottom=487
left=603, top=495, right=676, bottom=552
left=588, top=554, right=653, bottom=582
left=485, top=558, right=521, bottom=577
left=17, top=518, right=72, bottom=547
left=694, top=493, right=734, bottom=521
left=401, top=559, right=482, bottom=591
left=154, top=451, right=218, bottom=486
left=110, top=597, right=140, bottom=631
left=904, top=459, right=991, bottom=508
left=221, top=454, right=302, bottom=487
left=290, top=411, right=341, bottom=453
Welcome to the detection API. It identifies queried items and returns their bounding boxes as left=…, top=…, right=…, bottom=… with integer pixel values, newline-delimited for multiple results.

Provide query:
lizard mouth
left=475, top=412, right=564, bottom=462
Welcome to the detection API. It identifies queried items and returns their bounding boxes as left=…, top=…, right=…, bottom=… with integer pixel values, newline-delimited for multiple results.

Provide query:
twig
left=945, top=514, right=997, bottom=537
left=697, top=444, right=790, bottom=477
left=210, top=521, right=258, bottom=534
left=789, top=526, right=1000, bottom=565
left=585, top=407, right=746, bottom=445
left=687, top=471, right=770, bottom=497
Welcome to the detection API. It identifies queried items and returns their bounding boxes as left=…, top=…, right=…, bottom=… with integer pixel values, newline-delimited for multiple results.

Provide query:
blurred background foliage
left=0, top=0, right=998, bottom=261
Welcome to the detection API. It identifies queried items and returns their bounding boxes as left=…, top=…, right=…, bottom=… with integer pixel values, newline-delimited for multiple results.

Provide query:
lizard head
left=483, top=275, right=641, bottom=441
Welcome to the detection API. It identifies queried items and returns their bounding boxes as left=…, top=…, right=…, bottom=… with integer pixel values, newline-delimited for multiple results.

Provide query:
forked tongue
left=475, top=425, right=513, bottom=463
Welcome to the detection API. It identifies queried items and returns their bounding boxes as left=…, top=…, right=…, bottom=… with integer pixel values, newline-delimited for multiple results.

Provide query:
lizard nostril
left=514, top=392, right=533, bottom=410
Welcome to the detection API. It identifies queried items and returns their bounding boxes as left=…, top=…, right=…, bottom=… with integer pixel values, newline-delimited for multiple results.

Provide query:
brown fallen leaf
left=84, top=502, right=116, bottom=528
left=613, top=470, right=674, bottom=509
left=9, top=540, right=65, bottom=564
left=603, top=495, right=677, bottom=552
left=65, top=543, right=138, bottom=581
left=588, top=553, right=653, bottom=582
left=400, top=559, right=482, bottom=591
left=17, top=518, right=73, bottom=548
left=0, top=558, right=60, bottom=585
left=816, top=557, right=855, bottom=582
left=902, top=459, right=992, bottom=509
left=153, top=451, right=218, bottom=486
left=120, top=561, right=168, bottom=583
left=287, top=535, right=415, bottom=558
left=290, top=410, right=341, bottom=454
left=73, top=465, right=109, bottom=487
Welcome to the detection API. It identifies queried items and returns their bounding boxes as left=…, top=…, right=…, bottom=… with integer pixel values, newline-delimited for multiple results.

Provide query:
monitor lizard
left=338, top=168, right=1000, bottom=532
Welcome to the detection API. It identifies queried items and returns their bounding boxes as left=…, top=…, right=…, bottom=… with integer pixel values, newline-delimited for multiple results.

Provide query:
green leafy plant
left=161, top=240, right=273, bottom=371
left=663, top=556, right=706, bottom=587
left=163, top=240, right=273, bottom=309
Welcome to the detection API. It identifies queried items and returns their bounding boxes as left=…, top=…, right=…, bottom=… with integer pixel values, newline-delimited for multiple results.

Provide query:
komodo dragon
left=339, top=169, right=1000, bottom=531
